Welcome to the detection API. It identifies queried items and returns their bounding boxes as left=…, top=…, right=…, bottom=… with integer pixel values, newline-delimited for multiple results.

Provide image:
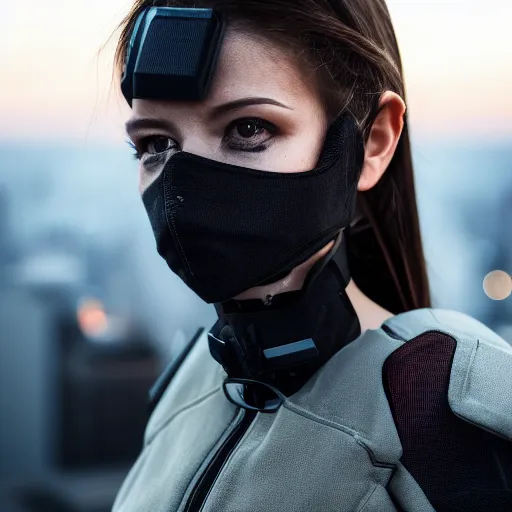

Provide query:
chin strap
left=208, top=231, right=360, bottom=395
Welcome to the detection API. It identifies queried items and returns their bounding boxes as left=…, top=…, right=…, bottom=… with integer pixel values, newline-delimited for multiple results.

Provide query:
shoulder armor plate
left=384, top=308, right=512, bottom=441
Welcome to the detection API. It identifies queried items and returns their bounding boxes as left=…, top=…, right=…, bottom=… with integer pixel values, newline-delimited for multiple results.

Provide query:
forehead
left=132, top=27, right=320, bottom=115
left=211, top=28, right=314, bottom=101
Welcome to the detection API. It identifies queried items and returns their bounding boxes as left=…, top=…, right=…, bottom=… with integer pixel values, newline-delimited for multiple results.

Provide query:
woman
left=113, top=1, right=512, bottom=511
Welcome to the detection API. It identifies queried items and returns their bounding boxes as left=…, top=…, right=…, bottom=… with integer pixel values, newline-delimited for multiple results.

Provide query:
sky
left=1, top=0, right=511, bottom=144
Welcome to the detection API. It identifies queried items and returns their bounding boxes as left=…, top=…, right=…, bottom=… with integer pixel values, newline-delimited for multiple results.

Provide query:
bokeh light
left=483, top=270, right=512, bottom=301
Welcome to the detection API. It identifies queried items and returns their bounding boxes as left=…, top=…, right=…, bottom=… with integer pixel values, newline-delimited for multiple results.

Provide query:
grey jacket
left=112, top=308, right=512, bottom=512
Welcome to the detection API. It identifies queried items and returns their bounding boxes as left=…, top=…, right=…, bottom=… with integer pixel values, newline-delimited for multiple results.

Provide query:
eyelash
left=127, top=117, right=278, bottom=161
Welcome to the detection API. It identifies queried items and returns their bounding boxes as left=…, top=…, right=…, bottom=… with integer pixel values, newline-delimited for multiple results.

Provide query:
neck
left=345, top=279, right=395, bottom=334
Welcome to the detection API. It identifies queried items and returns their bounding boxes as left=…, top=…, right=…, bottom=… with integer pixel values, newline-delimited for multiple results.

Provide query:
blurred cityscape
left=0, top=143, right=216, bottom=511
left=0, top=138, right=510, bottom=511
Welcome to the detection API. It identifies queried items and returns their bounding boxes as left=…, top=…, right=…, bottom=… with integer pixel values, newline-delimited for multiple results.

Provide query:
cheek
left=267, top=126, right=326, bottom=173
left=262, top=104, right=327, bottom=173
left=138, top=167, right=160, bottom=194
left=138, top=167, right=148, bottom=194
left=138, top=153, right=172, bottom=193
left=138, top=174, right=145, bottom=195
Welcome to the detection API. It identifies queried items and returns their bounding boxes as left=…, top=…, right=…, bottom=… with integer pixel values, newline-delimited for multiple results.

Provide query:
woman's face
left=126, top=28, right=329, bottom=193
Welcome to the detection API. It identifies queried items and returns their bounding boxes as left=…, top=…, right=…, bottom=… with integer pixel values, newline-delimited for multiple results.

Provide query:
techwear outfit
left=113, top=309, right=512, bottom=512
left=115, top=7, right=512, bottom=511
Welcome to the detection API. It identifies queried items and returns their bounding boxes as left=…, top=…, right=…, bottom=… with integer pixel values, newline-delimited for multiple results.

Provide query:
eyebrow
left=210, top=97, right=292, bottom=117
left=125, top=97, right=292, bottom=137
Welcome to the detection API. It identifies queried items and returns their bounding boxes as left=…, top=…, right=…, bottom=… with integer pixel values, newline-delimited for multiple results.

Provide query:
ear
left=357, top=91, right=406, bottom=192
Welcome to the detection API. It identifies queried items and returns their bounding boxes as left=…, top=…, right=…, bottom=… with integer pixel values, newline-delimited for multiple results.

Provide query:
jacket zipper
left=184, top=407, right=257, bottom=512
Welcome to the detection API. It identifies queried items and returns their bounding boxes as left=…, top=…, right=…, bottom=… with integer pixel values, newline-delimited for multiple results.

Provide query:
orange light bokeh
left=77, top=299, right=109, bottom=337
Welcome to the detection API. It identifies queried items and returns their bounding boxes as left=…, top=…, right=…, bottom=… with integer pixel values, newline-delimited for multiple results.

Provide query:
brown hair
left=114, top=0, right=431, bottom=313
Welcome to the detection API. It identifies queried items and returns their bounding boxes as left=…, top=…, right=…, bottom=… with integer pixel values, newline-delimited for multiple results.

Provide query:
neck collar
left=208, top=232, right=361, bottom=395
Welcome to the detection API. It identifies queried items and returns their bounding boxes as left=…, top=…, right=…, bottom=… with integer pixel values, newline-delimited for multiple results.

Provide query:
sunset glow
left=2, top=1, right=511, bottom=142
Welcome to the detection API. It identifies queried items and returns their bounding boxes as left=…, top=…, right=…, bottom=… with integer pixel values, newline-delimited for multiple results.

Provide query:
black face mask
left=142, top=112, right=365, bottom=303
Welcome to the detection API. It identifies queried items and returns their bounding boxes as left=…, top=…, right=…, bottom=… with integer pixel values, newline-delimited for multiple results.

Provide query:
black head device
left=121, top=7, right=226, bottom=106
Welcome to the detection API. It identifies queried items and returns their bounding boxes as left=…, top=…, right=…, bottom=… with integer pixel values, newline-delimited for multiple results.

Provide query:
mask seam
left=163, top=163, right=204, bottom=293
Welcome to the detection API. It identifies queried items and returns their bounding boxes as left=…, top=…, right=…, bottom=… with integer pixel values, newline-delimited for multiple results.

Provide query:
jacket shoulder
left=383, top=307, right=509, bottom=349
left=383, top=308, right=512, bottom=441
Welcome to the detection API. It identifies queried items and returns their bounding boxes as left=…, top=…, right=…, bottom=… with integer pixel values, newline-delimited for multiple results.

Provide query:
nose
left=181, top=135, right=220, bottom=161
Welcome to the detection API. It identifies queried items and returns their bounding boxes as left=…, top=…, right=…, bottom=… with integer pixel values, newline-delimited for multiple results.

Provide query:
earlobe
left=357, top=91, right=406, bottom=192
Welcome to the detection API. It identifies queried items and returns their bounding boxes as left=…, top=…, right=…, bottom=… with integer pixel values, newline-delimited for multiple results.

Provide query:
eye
left=145, top=136, right=175, bottom=155
left=224, top=118, right=277, bottom=152
left=129, top=136, right=178, bottom=161
left=237, top=120, right=263, bottom=138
